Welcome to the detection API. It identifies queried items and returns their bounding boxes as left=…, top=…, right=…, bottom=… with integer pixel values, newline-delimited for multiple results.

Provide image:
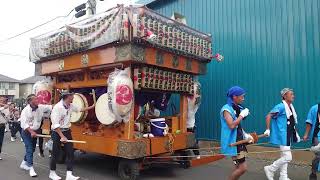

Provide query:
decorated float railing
left=133, top=66, right=195, bottom=94
left=30, top=5, right=212, bottom=62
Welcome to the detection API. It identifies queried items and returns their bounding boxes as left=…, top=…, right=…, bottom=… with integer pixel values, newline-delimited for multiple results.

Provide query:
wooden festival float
left=29, top=5, right=224, bottom=180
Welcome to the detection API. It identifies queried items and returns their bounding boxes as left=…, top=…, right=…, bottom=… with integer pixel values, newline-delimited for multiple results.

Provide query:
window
left=0, top=83, right=5, bottom=89
left=9, top=83, right=15, bottom=90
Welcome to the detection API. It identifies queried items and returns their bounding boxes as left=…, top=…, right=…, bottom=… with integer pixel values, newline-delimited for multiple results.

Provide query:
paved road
left=0, top=133, right=309, bottom=180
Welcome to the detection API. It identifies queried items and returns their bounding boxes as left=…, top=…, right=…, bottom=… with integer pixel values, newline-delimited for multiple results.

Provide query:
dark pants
left=0, top=124, right=5, bottom=153
left=21, top=130, right=37, bottom=167
left=312, top=152, right=320, bottom=173
left=187, top=127, right=200, bottom=156
left=312, top=138, right=320, bottom=174
left=35, top=129, right=44, bottom=154
left=50, top=130, right=74, bottom=171
left=10, top=122, right=22, bottom=138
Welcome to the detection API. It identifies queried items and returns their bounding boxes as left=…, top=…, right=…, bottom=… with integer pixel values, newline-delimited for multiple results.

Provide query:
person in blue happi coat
left=303, top=103, right=320, bottom=180
left=220, top=86, right=253, bottom=180
left=264, top=88, right=301, bottom=180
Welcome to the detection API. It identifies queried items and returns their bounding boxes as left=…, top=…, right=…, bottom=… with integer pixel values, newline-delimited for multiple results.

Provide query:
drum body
left=70, top=93, right=89, bottom=124
left=107, top=68, right=134, bottom=123
left=95, top=93, right=116, bottom=125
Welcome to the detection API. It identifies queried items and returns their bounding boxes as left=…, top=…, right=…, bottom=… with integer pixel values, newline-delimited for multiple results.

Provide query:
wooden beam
left=54, top=79, right=107, bottom=89
left=171, top=116, right=179, bottom=133
left=37, top=45, right=207, bottom=75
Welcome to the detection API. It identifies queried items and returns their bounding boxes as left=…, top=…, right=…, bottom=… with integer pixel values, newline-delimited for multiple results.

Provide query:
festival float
left=29, top=5, right=223, bottom=180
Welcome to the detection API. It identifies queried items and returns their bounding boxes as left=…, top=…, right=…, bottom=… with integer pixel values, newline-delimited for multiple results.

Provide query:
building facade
left=0, top=74, right=46, bottom=102
left=19, top=76, right=46, bottom=99
left=0, top=74, right=20, bottom=101
left=142, top=0, right=320, bottom=143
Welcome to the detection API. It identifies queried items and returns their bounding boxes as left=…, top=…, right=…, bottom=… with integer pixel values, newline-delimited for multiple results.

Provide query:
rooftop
left=20, top=76, right=46, bottom=84
left=0, top=74, right=20, bottom=83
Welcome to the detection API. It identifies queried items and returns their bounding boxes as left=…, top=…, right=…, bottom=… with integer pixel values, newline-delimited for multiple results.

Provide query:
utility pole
left=75, top=0, right=104, bottom=18
left=87, top=0, right=97, bottom=16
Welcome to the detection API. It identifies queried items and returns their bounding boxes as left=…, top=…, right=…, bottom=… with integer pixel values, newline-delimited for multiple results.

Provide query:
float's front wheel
left=118, top=159, right=140, bottom=180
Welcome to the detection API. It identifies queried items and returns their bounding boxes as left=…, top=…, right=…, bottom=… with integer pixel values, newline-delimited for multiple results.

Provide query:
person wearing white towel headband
left=264, top=88, right=301, bottom=180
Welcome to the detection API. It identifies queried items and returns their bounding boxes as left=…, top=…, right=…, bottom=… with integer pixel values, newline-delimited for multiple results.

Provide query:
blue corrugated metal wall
left=148, top=0, right=320, bottom=144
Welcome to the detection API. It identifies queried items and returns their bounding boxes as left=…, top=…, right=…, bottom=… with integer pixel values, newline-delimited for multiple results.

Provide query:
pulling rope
left=144, top=147, right=311, bottom=159
left=184, top=132, right=268, bottom=151
left=185, top=142, right=270, bottom=151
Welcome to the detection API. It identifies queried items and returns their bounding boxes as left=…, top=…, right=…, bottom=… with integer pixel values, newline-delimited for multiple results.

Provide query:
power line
left=0, top=0, right=110, bottom=44
left=0, top=52, right=28, bottom=58
left=0, top=9, right=74, bottom=44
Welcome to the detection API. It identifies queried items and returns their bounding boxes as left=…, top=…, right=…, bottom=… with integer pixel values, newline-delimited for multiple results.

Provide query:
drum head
left=70, top=93, right=88, bottom=123
left=95, top=93, right=116, bottom=125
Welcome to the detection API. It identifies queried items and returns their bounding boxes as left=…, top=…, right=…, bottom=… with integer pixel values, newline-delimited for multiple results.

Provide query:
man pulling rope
left=220, top=86, right=253, bottom=180
left=263, top=88, right=301, bottom=180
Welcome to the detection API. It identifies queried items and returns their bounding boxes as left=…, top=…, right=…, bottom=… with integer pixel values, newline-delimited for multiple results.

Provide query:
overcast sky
left=0, top=0, right=136, bottom=80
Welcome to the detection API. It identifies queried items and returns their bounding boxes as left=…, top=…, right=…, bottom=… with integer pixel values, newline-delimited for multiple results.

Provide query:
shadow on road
left=73, top=152, right=181, bottom=179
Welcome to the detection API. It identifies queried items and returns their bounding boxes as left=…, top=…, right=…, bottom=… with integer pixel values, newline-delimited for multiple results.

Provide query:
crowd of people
left=0, top=92, right=94, bottom=180
left=0, top=101, right=42, bottom=147
left=221, top=86, right=320, bottom=180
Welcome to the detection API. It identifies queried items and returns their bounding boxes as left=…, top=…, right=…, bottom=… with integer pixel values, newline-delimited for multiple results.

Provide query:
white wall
left=0, top=82, right=19, bottom=99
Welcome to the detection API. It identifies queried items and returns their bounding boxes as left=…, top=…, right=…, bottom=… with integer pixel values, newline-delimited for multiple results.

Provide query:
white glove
left=311, top=144, right=320, bottom=152
left=296, top=132, right=301, bottom=143
left=264, top=129, right=270, bottom=137
left=239, top=108, right=250, bottom=118
left=244, top=133, right=253, bottom=143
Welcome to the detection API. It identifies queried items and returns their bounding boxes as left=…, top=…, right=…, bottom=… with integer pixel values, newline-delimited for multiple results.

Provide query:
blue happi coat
left=306, top=104, right=320, bottom=141
left=220, top=104, right=243, bottom=156
left=269, top=102, right=297, bottom=146
left=305, top=104, right=320, bottom=171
